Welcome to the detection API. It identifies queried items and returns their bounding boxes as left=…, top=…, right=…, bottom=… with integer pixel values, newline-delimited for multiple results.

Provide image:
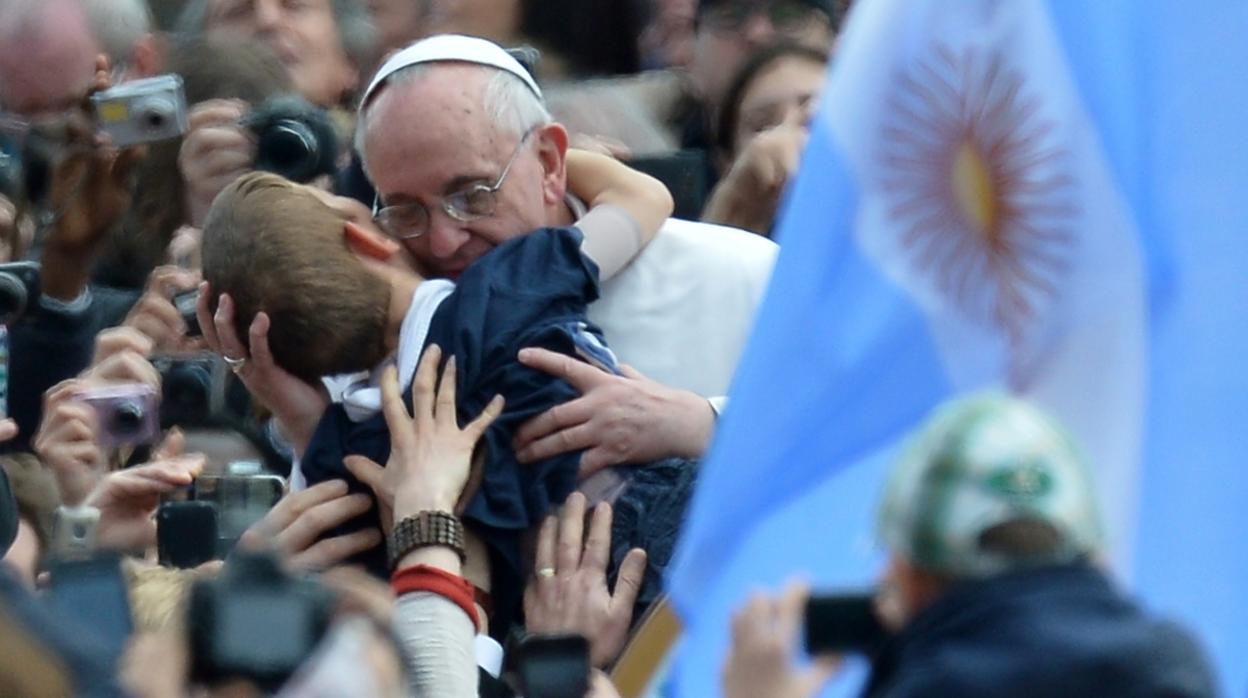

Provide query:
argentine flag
left=668, top=0, right=1248, bottom=695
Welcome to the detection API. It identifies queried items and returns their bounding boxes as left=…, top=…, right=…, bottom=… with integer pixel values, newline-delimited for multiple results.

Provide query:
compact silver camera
left=90, top=74, right=189, bottom=147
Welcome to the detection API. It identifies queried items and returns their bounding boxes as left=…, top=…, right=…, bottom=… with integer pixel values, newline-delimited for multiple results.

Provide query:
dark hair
left=715, top=41, right=829, bottom=156
left=522, top=0, right=645, bottom=77
left=696, top=0, right=852, bottom=29
left=976, top=518, right=1065, bottom=560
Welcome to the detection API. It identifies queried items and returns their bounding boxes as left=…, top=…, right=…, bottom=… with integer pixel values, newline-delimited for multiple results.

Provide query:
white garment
left=588, top=217, right=778, bottom=398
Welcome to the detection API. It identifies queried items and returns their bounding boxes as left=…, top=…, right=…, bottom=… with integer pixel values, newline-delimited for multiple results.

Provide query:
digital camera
left=91, top=74, right=189, bottom=148
left=76, top=383, right=161, bottom=448
left=189, top=549, right=333, bottom=691
left=0, top=261, right=40, bottom=325
left=242, top=94, right=338, bottom=184
left=153, top=353, right=226, bottom=428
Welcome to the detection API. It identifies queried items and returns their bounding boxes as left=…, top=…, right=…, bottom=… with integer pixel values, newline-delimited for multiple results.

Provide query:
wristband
left=391, top=564, right=480, bottom=628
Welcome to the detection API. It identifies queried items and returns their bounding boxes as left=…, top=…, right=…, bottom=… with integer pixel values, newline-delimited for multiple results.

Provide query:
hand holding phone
left=804, top=591, right=889, bottom=656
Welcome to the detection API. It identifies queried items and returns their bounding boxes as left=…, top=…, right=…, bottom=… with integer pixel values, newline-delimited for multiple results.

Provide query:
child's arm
left=565, top=150, right=674, bottom=280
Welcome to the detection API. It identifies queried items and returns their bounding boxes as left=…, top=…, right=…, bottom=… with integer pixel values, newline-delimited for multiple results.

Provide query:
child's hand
left=346, top=345, right=504, bottom=529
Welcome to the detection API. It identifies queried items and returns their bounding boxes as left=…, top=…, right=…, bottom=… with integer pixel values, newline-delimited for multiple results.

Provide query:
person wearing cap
left=723, top=394, right=1218, bottom=698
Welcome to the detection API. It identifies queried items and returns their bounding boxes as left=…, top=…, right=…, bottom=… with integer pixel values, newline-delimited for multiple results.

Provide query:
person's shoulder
left=653, top=218, right=778, bottom=264
left=615, top=217, right=777, bottom=285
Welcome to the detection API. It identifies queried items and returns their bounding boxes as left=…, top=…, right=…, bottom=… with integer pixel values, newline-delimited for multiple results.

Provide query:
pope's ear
left=343, top=220, right=399, bottom=260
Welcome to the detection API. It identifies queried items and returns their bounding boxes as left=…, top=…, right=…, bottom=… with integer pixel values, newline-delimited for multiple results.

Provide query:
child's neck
left=382, top=268, right=425, bottom=356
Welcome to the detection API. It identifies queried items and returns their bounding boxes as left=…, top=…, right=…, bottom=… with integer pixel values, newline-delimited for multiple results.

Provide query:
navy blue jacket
left=863, top=563, right=1220, bottom=698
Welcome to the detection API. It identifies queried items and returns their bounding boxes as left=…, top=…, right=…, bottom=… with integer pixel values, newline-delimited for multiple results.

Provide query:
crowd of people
left=0, top=0, right=1222, bottom=696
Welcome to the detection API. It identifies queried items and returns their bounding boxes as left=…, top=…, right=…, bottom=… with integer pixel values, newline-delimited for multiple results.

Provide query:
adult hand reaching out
left=523, top=491, right=647, bottom=669
left=195, top=284, right=328, bottom=456
left=513, top=348, right=715, bottom=478
left=238, top=479, right=383, bottom=571
left=344, top=344, right=504, bottom=531
left=722, top=582, right=841, bottom=698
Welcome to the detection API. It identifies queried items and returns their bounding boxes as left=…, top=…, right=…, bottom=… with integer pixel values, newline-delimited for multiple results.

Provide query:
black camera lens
left=0, top=272, right=29, bottom=324
left=112, top=401, right=146, bottom=435
left=143, top=110, right=167, bottom=129
left=255, top=120, right=319, bottom=183
left=243, top=95, right=338, bottom=184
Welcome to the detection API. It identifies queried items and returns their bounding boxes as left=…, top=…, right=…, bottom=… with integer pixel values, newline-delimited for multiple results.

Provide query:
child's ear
left=343, top=220, right=399, bottom=260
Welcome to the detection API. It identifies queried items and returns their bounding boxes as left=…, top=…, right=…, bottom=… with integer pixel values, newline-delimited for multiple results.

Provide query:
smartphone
left=511, top=634, right=591, bottom=698
left=804, top=592, right=889, bottom=655
left=158, top=501, right=219, bottom=568
left=44, top=552, right=134, bottom=657
left=192, top=468, right=284, bottom=554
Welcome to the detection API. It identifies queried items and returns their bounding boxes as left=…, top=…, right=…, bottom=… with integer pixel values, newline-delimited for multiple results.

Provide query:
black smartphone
left=804, top=592, right=888, bottom=655
left=44, top=552, right=134, bottom=656
left=628, top=150, right=709, bottom=221
left=512, top=634, right=591, bottom=698
left=158, top=500, right=219, bottom=568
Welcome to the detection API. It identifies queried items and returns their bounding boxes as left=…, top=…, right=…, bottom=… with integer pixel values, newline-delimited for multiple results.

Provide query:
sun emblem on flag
left=880, top=44, right=1077, bottom=386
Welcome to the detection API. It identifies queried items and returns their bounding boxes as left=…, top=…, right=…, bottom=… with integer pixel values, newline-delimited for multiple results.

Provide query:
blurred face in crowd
left=205, top=0, right=358, bottom=107
left=730, top=52, right=825, bottom=153
left=429, top=0, right=521, bottom=43
left=0, top=0, right=99, bottom=119
left=365, top=0, right=430, bottom=56
left=691, top=0, right=833, bottom=108
left=639, top=0, right=698, bottom=69
left=363, top=65, right=569, bottom=280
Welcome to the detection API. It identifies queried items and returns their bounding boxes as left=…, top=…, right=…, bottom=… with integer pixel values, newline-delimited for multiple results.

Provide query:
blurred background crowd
left=0, top=0, right=1223, bottom=696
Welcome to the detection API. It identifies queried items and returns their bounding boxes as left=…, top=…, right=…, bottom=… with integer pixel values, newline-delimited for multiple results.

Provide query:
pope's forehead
left=368, top=64, right=498, bottom=127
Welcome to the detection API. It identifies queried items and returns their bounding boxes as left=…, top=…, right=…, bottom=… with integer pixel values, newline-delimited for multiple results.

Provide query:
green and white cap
left=878, top=393, right=1103, bottom=578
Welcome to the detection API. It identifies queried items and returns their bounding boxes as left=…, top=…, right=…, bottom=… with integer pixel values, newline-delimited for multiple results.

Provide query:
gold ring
left=222, top=355, right=248, bottom=374
left=536, top=567, right=556, bottom=579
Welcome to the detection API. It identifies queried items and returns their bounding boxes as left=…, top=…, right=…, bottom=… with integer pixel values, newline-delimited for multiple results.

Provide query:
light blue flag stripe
left=668, top=113, right=952, bottom=614
left=1047, top=2, right=1248, bottom=691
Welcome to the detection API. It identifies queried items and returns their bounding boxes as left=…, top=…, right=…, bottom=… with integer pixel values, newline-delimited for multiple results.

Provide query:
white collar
left=340, top=279, right=455, bottom=421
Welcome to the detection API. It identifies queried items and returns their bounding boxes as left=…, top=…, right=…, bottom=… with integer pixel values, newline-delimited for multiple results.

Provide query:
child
left=201, top=152, right=690, bottom=633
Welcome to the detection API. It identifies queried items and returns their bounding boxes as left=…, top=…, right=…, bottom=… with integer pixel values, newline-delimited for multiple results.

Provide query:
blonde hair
left=123, top=559, right=220, bottom=633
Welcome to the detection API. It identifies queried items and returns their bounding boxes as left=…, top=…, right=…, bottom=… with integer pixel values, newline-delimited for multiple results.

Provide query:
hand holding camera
left=124, top=266, right=204, bottom=354
left=179, top=95, right=339, bottom=227
left=34, top=379, right=108, bottom=506
left=722, top=582, right=841, bottom=698
left=43, top=60, right=145, bottom=278
left=87, top=432, right=205, bottom=552
left=179, top=99, right=255, bottom=228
